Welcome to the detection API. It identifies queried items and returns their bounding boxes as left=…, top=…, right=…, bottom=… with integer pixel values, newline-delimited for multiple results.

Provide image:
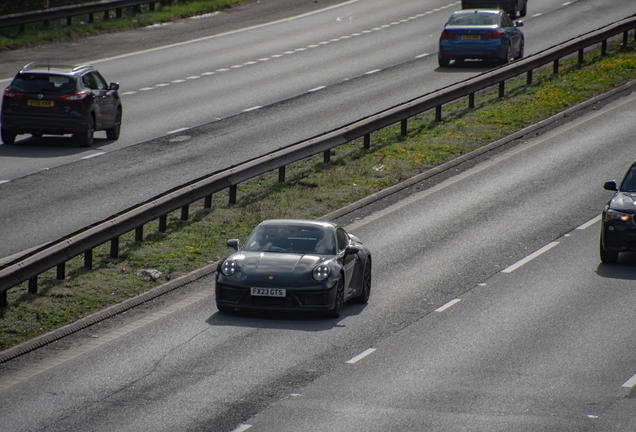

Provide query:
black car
left=215, top=219, right=372, bottom=318
left=1, top=63, right=122, bottom=147
left=600, top=161, right=636, bottom=263
left=461, top=0, right=527, bottom=18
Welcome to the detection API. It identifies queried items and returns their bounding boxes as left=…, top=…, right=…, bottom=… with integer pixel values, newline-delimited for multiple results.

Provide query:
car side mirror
left=227, top=239, right=239, bottom=251
left=344, top=246, right=359, bottom=256
left=603, top=181, right=618, bottom=191
left=515, top=21, right=523, bottom=27
left=109, top=82, right=119, bottom=91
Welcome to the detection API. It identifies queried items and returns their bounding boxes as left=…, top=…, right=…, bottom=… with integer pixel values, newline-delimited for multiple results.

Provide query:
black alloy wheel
left=353, top=258, right=372, bottom=304
left=75, top=114, right=95, bottom=147
left=327, top=278, right=345, bottom=318
left=501, top=43, right=513, bottom=65
left=1, top=127, right=16, bottom=145
left=599, top=237, right=619, bottom=263
left=438, top=53, right=450, bottom=67
left=515, top=40, right=524, bottom=60
left=106, top=108, right=122, bottom=140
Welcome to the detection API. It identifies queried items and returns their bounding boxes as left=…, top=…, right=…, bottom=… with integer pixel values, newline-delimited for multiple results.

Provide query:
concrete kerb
left=2, top=78, right=635, bottom=364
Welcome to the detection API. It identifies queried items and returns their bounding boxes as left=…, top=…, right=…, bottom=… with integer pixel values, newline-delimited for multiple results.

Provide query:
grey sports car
left=215, top=219, right=372, bottom=318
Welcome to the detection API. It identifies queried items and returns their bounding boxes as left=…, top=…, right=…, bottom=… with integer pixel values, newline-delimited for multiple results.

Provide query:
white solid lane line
left=80, top=152, right=106, bottom=160
left=622, top=373, right=636, bottom=388
left=346, top=348, right=376, bottom=364
left=435, top=298, right=461, bottom=312
left=501, top=242, right=560, bottom=274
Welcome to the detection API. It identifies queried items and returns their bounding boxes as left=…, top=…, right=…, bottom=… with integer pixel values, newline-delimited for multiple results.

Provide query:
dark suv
left=1, top=63, right=122, bottom=147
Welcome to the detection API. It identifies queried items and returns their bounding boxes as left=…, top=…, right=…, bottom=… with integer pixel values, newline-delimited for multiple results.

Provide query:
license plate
left=28, top=100, right=54, bottom=107
left=251, top=287, right=286, bottom=297
left=461, top=35, right=481, bottom=40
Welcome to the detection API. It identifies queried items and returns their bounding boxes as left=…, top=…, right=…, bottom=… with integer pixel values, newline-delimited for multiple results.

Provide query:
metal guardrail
left=1, top=15, right=636, bottom=307
left=0, top=0, right=166, bottom=31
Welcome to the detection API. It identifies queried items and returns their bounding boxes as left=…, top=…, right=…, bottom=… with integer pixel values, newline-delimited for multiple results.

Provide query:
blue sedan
left=438, top=9, right=524, bottom=67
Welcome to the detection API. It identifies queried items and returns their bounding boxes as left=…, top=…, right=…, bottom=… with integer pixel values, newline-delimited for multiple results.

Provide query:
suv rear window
left=12, top=74, right=75, bottom=92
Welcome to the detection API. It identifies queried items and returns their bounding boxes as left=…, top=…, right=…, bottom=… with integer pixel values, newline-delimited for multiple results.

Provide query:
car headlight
left=605, top=209, right=632, bottom=222
left=312, top=265, right=330, bottom=281
left=221, top=259, right=237, bottom=276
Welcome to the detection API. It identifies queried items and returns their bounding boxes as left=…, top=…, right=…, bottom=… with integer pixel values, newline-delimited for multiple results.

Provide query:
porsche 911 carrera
left=215, top=219, right=372, bottom=318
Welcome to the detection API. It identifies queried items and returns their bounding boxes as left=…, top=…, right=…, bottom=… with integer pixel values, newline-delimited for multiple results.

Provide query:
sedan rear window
left=448, top=14, right=498, bottom=26
left=12, top=74, right=75, bottom=92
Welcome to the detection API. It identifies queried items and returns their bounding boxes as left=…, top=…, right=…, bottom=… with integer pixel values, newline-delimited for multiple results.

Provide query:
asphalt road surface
left=1, top=71, right=636, bottom=431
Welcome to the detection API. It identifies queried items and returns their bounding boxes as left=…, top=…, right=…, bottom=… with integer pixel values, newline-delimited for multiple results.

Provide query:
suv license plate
left=28, top=100, right=54, bottom=107
left=251, top=288, right=286, bottom=297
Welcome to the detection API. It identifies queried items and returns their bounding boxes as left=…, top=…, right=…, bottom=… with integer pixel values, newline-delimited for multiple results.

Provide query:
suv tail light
left=440, top=30, right=456, bottom=39
left=59, top=91, right=88, bottom=102
left=483, top=31, right=502, bottom=39
left=3, top=88, right=22, bottom=99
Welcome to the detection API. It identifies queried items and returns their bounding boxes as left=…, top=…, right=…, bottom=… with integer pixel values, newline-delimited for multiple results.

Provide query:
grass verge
left=0, top=0, right=247, bottom=51
left=2, top=41, right=636, bottom=351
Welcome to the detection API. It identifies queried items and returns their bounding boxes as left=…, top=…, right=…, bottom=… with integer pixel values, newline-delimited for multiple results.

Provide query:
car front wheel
left=353, top=258, right=372, bottom=304
left=327, top=278, right=345, bottom=318
left=599, top=237, right=619, bottom=263
left=106, top=108, right=122, bottom=140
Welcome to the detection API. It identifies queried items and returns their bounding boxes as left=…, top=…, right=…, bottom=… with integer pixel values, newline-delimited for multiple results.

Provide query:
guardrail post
left=135, top=226, right=143, bottom=242
left=0, top=292, right=6, bottom=308
left=150, top=3, right=156, bottom=12
left=278, top=166, right=285, bottom=183
left=324, top=150, right=331, bottom=163
left=363, top=134, right=370, bottom=149
left=499, top=81, right=505, bottom=98
left=116, top=8, right=122, bottom=18
left=89, top=13, right=94, bottom=23
left=468, top=93, right=475, bottom=109
left=181, top=205, right=189, bottom=220
left=578, top=48, right=584, bottom=64
left=553, top=59, right=559, bottom=74
left=229, top=185, right=237, bottom=205
left=435, top=105, right=442, bottom=122
left=204, top=195, right=212, bottom=208
left=623, top=31, right=629, bottom=47
left=110, top=237, right=119, bottom=259
left=602, top=39, right=607, bottom=56
left=159, top=215, right=167, bottom=232
left=400, top=119, right=407, bottom=137
left=67, top=16, right=72, bottom=26
left=104, top=10, right=109, bottom=20
left=57, top=263, right=65, bottom=280
left=28, top=277, right=37, bottom=295
left=85, top=249, right=93, bottom=270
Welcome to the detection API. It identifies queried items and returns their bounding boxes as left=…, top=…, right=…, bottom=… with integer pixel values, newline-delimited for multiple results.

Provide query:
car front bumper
left=601, top=219, right=636, bottom=252
left=215, top=281, right=338, bottom=312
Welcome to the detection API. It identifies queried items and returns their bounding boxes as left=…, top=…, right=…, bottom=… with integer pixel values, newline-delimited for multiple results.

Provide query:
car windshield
left=620, top=164, right=636, bottom=192
left=448, top=14, right=498, bottom=26
left=12, top=73, right=75, bottom=93
left=243, top=225, right=336, bottom=255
